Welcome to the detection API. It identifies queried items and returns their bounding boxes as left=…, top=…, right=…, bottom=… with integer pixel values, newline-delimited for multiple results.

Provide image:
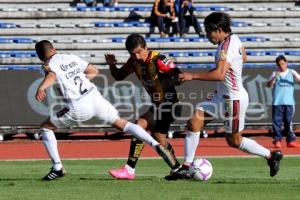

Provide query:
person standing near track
left=35, top=40, right=178, bottom=180
left=165, top=12, right=283, bottom=180
left=267, top=55, right=300, bottom=148
left=105, top=33, right=182, bottom=180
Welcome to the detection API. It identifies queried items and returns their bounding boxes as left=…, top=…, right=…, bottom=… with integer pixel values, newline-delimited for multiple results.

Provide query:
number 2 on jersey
left=74, top=76, right=88, bottom=95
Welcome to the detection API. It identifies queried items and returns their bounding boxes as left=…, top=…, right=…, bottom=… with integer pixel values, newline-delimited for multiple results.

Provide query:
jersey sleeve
left=73, top=55, right=89, bottom=71
left=268, top=71, right=276, bottom=81
left=291, top=69, right=300, bottom=80
left=156, top=54, right=182, bottom=85
left=156, top=54, right=176, bottom=73
left=218, top=35, right=241, bottom=65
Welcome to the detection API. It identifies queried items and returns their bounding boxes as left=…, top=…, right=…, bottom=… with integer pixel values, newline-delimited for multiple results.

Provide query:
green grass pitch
left=0, top=157, right=299, bottom=200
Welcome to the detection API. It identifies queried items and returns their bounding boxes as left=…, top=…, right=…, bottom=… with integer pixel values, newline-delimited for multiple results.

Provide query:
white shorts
left=196, top=93, right=249, bottom=133
left=50, top=88, right=120, bottom=128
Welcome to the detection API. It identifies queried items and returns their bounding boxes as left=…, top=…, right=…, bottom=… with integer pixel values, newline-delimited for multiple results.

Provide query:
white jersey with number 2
left=48, top=54, right=95, bottom=102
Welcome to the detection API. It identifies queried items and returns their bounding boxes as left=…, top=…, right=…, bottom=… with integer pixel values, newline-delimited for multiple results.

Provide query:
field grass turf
left=0, top=157, right=299, bottom=200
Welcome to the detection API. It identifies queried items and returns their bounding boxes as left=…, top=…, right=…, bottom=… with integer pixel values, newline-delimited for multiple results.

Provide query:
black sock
left=126, top=137, right=145, bottom=169
left=166, top=142, right=181, bottom=169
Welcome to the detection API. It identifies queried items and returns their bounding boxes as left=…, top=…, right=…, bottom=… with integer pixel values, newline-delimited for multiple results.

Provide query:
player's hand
left=35, top=89, right=47, bottom=102
left=105, top=54, right=117, bottom=66
left=179, top=72, right=194, bottom=81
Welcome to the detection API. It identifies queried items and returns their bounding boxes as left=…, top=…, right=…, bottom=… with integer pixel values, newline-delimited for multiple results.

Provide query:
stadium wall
left=0, top=68, right=299, bottom=126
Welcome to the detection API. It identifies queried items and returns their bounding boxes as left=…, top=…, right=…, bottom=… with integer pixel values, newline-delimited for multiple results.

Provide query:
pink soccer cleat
left=109, top=166, right=135, bottom=180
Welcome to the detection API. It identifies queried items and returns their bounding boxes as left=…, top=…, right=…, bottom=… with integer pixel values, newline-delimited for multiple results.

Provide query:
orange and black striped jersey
left=110, top=51, right=181, bottom=104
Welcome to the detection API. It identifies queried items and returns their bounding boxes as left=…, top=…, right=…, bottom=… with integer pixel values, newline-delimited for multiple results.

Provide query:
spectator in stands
left=267, top=55, right=300, bottom=148
left=103, top=0, right=118, bottom=7
left=105, top=33, right=182, bottom=180
left=71, top=0, right=118, bottom=7
left=70, top=0, right=98, bottom=7
left=34, top=40, right=177, bottom=181
left=84, top=0, right=98, bottom=7
left=175, top=0, right=204, bottom=37
left=150, top=0, right=180, bottom=37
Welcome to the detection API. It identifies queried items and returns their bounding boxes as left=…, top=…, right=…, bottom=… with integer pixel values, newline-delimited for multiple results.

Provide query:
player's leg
left=284, top=105, right=300, bottom=147
left=108, top=118, right=148, bottom=180
left=40, top=115, right=67, bottom=181
left=224, top=98, right=282, bottom=177
left=165, top=95, right=218, bottom=180
left=272, top=105, right=284, bottom=147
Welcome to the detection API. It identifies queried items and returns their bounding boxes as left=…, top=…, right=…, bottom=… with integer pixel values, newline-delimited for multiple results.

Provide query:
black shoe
left=165, top=164, right=192, bottom=181
left=42, top=167, right=66, bottom=181
left=267, top=150, right=283, bottom=177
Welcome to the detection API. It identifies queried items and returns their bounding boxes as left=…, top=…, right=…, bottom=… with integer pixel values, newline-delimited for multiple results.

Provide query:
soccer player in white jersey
left=35, top=40, right=178, bottom=181
left=166, top=12, right=283, bottom=180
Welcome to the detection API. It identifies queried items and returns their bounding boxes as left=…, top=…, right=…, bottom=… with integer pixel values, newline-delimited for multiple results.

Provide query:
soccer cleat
left=267, top=150, right=283, bottom=177
left=109, top=166, right=135, bottom=180
left=165, top=164, right=192, bottom=181
left=42, top=167, right=66, bottom=181
left=273, top=140, right=282, bottom=148
left=287, top=141, right=300, bottom=148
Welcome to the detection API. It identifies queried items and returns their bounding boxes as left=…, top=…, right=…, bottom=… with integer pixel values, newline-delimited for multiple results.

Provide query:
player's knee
left=187, top=120, right=200, bottom=132
left=226, top=136, right=241, bottom=148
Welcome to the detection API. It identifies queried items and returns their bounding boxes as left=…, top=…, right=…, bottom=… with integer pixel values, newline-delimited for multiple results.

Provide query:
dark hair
left=35, top=40, right=54, bottom=61
left=204, top=12, right=232, bottom=34
left=125, top=34, right=146, bottom=52
left=275, top=55, right=287, bottom=64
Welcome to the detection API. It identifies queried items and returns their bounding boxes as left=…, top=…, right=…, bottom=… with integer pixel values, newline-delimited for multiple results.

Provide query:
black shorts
left=140, top=103, right=182, bottom=133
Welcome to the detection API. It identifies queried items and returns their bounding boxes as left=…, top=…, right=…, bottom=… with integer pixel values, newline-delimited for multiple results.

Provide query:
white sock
left=41, top=128, right=63, bottom=171
left=125, top=164, right=135, bottom=174
left=239, top=137, right=270, bottom=158
left=184, top=131, right=201, bottom=164
left=123, top=122, right=159, bottom=147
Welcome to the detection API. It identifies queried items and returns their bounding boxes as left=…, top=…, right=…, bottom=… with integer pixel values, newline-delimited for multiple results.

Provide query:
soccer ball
left=191, top=158, right=213, bottom=181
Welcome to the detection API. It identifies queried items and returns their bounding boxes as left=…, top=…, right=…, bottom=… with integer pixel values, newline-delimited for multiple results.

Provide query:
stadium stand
left=0, top=0, right=300, bottom=137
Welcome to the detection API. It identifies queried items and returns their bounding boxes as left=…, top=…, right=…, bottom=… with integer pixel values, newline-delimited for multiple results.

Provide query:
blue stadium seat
left=0, top=23, right=16, bottom=28
left=232, top=21, right=248, bottom=27
left=95, top=6, right=115, bottom=11
left=194, top=6, right=211, bottom=11
left=240, top=36, right=266, bottom=42
left=286, top=51, right=300, bottom=56
left=0, top=38, right=13, bottom=43
left=11, top=51, right=36, bottom=58
left=132, top=22, right=150, bottom=27
left=265, top=50, right=286, bottom=56
left=209, top=6, right=230, bottom=11
left=247, top=51, right=266, bottom=56
left=111, top=37, right=126, bottom=43
left=0, top=65, right=41, bottom=71
left=0, top=52, right=10, bottom=58
left=77, top=6, right=97, bottom=11
left=188, top=37, right=208, bottom=42
left=12, top=38, right=34, bottom=43
left=114, top=22, right=133, bottom=27
left=95, top=22, right=114, bottom=27
left=168, top=52, right=189, bottom=57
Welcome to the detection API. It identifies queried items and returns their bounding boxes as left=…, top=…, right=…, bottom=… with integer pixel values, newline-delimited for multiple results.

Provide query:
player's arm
left=180, top=59, right=230, bottom=81
left=84, top=64, right=99, bottom=80
left=105, top=53, right=133, bottom=80
left=267, top=72, right=278, bottom=88
left=154, top=0, right=165, bottom=17
left=291, top=69, right=300, bottom=83
left=36, top=71, right=57, bottom=102
left=156, top=54, right=182, bottom=86
left=242, top=46, right=247, bottom=63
